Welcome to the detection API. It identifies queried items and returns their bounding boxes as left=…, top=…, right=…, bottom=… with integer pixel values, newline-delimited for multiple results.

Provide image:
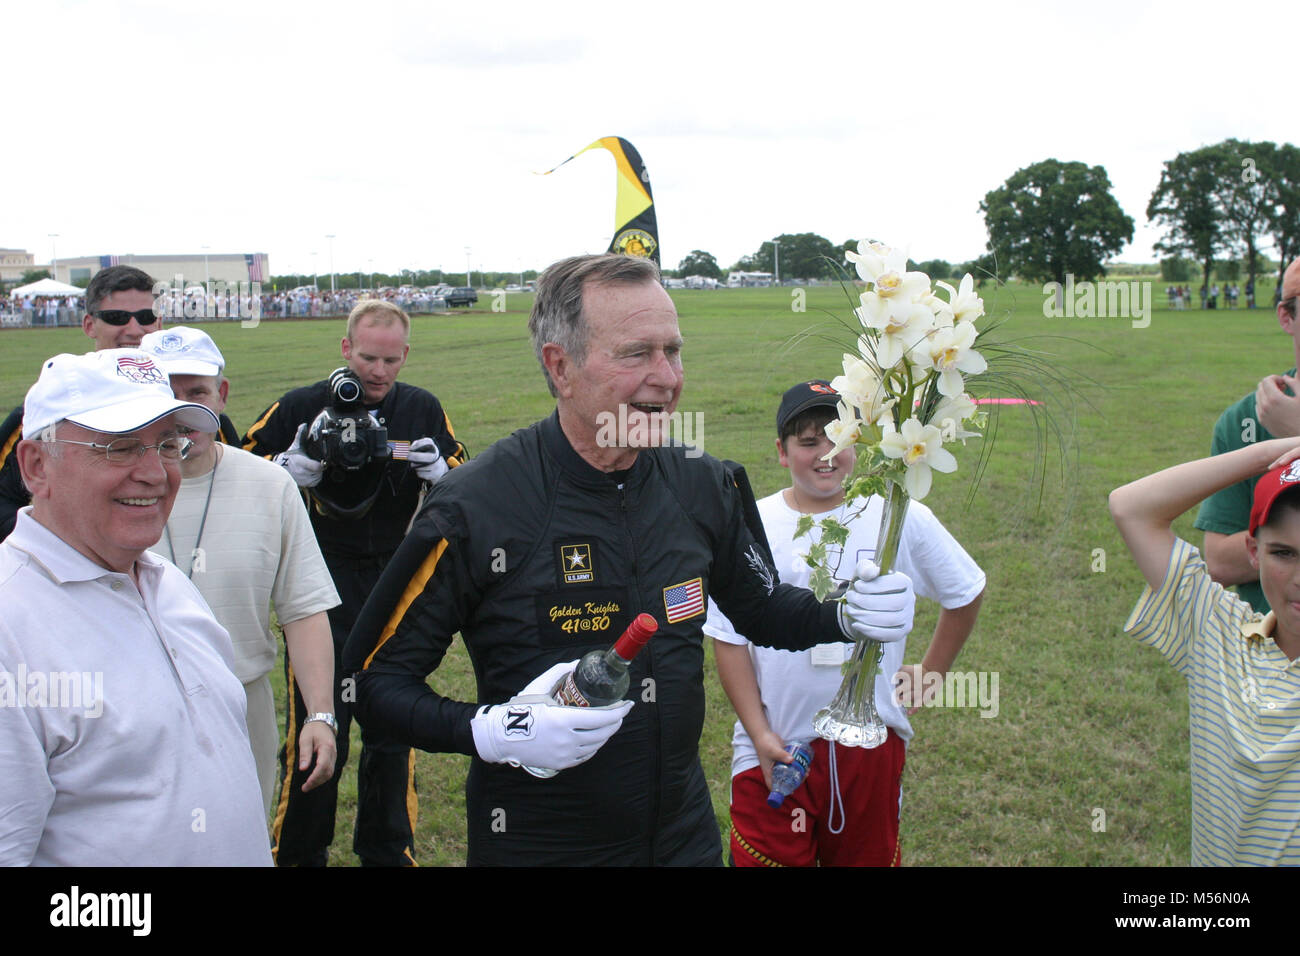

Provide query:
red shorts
left=729, top=731, right=904, bottom=867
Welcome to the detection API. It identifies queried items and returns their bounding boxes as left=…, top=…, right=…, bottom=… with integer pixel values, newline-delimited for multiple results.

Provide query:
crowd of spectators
left=263, top=286, right=454, bottom=318
left=1, top=284, right=463, bottom=327
left=0, top=293, right=84, bottom=326
left=1166, top=283, right=1252, bottom=310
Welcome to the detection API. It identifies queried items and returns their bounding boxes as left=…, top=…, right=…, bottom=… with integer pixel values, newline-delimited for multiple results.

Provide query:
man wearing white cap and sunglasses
left=0, top=348, right=271, bottom=865
left=141, top=326, right=340, bottom=820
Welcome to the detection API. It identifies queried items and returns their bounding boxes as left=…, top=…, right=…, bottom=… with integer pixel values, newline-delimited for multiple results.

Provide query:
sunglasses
left=92, top=308, right=161, bottom=327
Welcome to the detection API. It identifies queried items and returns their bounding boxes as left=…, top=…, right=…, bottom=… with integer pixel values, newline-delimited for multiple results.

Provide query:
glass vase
left=813, top=482, right=909, bottom=749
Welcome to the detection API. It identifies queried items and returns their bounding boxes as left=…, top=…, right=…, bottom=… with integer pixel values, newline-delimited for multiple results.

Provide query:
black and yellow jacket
left=242, top=380, right=464, bottom=559
left=343, top=410, right=842, bottom=865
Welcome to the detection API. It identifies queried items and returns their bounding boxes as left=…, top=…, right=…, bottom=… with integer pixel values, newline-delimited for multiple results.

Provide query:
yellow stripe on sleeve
left=363, top=539, right=448, bottom=669
left=242, top=401, right=281, bottom=455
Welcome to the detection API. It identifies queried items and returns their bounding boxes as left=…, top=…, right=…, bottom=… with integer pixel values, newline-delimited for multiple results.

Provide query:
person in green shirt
left=1196, top=257, right=1300, bottom=612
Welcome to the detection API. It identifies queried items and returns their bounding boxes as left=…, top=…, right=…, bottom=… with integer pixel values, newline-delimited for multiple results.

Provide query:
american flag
left=663, top=577, right=704, bottom=623
left=99, top=255, right=121, bottom=268
left=245, top=253, right=264, bottom=283
left=388, top=440, right=410, bottom=460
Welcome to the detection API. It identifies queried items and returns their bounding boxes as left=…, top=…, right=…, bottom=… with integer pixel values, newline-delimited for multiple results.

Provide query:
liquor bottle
left=767, top=743, right=814, bottom=808
left=552, top=613, right=658, bottom=706
left=524, top=613, right=658, bottom=778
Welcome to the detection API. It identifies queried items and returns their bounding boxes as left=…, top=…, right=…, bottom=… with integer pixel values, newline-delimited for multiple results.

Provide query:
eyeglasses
left=47, top=436, right=194, bottom=464
left=91, top=308, right=161, bottom=327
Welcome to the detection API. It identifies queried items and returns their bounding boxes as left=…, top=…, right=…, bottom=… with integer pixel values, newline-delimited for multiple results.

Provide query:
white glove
left=837, top=559, right=914, bottom=643
left=470, top=660, right=633, bottom=771
left=273, top=423, right=325, bottom=488
left=407, top=436, right=448, bottom=482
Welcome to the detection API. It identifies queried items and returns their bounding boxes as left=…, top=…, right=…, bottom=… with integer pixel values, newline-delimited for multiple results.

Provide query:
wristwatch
left=304, top=712, right=338, bottom=734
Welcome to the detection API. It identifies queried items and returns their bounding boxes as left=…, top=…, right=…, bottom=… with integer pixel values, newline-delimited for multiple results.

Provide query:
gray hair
left=528, top=254, right=661, bottom=396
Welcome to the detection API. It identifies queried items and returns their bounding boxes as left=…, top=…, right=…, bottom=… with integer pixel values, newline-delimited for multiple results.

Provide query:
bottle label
left=553, top=671, right=591, bottom=707
left=786, top=744, right=813, bottom=774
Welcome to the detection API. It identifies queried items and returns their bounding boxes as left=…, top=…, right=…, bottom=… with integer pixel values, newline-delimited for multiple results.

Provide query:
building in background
left=0, top=248, right=38, bottom=283
left=52, top=253, right=269, bottom=288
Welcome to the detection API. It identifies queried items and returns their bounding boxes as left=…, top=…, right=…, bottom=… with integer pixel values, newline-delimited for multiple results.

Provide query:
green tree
left=981, top=158, right=1134, bottom=286
left=20, top=269, right=50, bottom=284
left=915, top=259, right=955, bottom=280
left=677, top=250, right=722, bottom=279
left=1147, top=145, right=1234, bottom=299
left=1265, top=142, right=1300, bottom=293
left=751, top=232, right=839, bottom=280
left=1216, top=139, right=1274, bottom=297
left=1160, top=256, right=1193, bottom=282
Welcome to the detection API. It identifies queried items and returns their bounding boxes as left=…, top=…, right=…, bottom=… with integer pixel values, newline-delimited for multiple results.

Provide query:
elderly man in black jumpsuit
left=345, top=254, right=913, bottom=865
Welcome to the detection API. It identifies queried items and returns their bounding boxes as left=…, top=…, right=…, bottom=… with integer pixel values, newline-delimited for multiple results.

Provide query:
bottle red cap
left=613, top=613, right=658, bottom=659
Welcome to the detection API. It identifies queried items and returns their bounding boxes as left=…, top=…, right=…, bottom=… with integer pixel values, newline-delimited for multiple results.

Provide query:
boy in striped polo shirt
left=1110, top=436, right=1300, bottom=864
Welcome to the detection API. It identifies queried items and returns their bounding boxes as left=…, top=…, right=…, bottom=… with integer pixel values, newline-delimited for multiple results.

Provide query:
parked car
left=443, top=286, right=478, bottom=307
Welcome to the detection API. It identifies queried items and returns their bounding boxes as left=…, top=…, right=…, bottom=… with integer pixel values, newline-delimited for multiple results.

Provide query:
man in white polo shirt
left=141, top=327, right=340, bottom=818
left=0, top=349, right=271, bottom=866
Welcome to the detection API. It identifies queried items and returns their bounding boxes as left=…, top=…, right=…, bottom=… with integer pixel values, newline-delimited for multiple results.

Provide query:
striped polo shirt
left=1125, top=537, right=1300, bottom=865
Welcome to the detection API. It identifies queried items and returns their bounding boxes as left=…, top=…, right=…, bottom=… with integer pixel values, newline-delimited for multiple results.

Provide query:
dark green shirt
left=1192, top=370, right=1296, bottom=612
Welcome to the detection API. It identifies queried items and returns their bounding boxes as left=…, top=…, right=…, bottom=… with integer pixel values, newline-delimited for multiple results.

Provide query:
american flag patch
left=663, top=577, right=704, bottom=623
left=388, top=440, right=410, bottom=460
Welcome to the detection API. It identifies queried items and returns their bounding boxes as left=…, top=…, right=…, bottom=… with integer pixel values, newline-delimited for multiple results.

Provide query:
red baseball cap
left=1249, top=459, right=1300, bottom=534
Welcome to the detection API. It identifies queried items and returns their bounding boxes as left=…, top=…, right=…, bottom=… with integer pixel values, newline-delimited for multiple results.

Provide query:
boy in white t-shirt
left=704, top=380, right=985, bottom=866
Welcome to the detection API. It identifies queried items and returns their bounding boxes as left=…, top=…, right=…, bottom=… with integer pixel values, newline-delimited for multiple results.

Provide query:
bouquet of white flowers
left=805, top=240, right=989, bottom=748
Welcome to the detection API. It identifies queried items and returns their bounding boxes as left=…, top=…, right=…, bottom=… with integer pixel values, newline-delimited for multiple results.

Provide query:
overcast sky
left=7, top=0, right=1292, bottom=279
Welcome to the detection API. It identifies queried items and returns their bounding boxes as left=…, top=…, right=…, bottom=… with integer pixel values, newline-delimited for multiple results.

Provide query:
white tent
left=9, top=277, right=84, bottom=297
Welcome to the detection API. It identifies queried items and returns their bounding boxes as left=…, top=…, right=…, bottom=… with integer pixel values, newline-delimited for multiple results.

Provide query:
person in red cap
left=1110, top=435, right=1300, bottom=865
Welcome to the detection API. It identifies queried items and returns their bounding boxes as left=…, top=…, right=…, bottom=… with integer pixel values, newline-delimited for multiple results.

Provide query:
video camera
left=302, top=368, right=390, bottom=471
left=302, top=367, right=391, bottom=519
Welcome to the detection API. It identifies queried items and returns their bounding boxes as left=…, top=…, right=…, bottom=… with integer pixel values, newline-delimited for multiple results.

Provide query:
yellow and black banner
left=543, top=136, right=659, bottom=264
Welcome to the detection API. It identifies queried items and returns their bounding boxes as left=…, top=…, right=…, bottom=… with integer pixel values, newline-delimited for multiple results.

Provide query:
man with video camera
left=243, top=299, right=464, bottom=866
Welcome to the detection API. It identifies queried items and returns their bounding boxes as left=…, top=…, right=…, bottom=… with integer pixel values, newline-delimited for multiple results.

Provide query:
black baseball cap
left=776, top=380, right=840, bottom=435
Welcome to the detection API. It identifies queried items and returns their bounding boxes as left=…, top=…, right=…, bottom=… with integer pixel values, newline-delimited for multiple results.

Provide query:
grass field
left=0, top=278, right=1286, bottom=866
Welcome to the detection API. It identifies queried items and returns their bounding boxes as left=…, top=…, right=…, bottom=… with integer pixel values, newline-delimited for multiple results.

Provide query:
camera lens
left=336, top=378, right=361, bottom=404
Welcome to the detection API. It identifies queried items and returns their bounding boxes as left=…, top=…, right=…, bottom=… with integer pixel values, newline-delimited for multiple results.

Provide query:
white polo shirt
left=0, top=509, right=271, bottom=866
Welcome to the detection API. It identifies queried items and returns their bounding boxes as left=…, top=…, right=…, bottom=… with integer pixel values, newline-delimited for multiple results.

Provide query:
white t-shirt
left=703, top=491, right=985, bottom=778
left=148, top=445, right=339, bottom=684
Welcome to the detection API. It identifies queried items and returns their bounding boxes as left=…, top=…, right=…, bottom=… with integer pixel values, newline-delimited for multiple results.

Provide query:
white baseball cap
left=139, top=326, right=226, bottom=376
left=23, top=349, right=220, bottom=439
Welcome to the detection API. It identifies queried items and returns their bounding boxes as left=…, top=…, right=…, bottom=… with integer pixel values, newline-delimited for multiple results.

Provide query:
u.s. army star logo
left=561, top=543, right=594, bottom=584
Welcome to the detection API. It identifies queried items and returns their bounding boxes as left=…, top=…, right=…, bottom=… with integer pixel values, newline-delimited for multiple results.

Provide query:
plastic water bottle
left=767, top=743, right=814, bottom=808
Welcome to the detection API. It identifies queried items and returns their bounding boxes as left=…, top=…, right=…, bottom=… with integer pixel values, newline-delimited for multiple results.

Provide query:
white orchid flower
left=920, top=322, right=987, bottom=397
left=845, top=240, right=907, bottom=284
left=821, top=401, right=863, bottom=460
left=857, top=295, right=935, bottom=370
left=830, top=354, right=895, bottom=426
left=879, top=416, right=958, bottom=500
left=935, top=274, right=985, bottom=324
left=931, top=393, right=982, bottom=443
